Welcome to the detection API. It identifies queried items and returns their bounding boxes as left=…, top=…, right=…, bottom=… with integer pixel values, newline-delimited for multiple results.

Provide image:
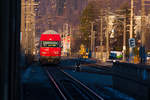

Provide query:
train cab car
left=39, top=30, right=61, bottom=64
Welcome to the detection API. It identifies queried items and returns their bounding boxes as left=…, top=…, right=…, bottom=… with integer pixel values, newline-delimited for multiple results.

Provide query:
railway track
left=81, top=62, right=112, bottom=70
left=57, top=63, right=112, bottom=76
left=45, top=66, right=104, bottom=100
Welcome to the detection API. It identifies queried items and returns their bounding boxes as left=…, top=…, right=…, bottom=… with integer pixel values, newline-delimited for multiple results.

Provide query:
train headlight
left=113, top=60, right=116, bottom=63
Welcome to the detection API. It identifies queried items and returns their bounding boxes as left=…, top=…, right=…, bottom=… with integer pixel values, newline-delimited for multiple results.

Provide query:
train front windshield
left=41, top=41, right=60, bottom=47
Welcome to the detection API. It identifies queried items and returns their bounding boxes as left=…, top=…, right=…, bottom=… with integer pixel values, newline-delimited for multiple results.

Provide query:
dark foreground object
left=112, top=62, right=150, bottom=100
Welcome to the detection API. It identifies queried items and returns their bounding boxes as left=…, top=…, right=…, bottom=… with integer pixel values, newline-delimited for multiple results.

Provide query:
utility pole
left=23, top=0, right=39, bottom=63
left=106, top=0, right=110, bottom=61
left=140, top=0, right=146, bottom=64
left=140, top=0, right=150, bottom=63
left=25, top=0, right=30, bottom=55
left=105, top=14, right=110, bottom=61
left=62, top=24, right=65, bottom=55
left=100, top=12, right=103, bottom=61
left=141, top=0, right=150, bottom=47
left=141, top=0, right=145, bottom=47
left=91, top=21, right=94, bottom=57
left=106, top=17, right=110, bottom=61
left=70, top=25, right=72, bottom=56
left=66, top=23, right=69, bottom=35
left=21, top=0, right=25, bottom=53
left=93, top=29, right=95, bottom=57
left=31, top=0, right=37, bottom=55
left=129, top=0, right=134, bottom=63
left=66, top=23, right=69, bottom=56
left=123, top=17, right=127, bottom=61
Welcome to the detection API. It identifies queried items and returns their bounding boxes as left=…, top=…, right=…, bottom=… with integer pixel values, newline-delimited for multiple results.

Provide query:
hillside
left=35, top=0, right=149, bottom=36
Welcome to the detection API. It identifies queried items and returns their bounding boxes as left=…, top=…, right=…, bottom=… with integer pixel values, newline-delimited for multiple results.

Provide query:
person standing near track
left=75, top=56, right=81, bottom=71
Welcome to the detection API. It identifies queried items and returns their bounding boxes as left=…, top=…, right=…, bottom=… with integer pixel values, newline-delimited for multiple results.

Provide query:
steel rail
left=46, top=69, right=67, bottom=100
left=60, top=69, right=104, bottom=100
left=82, top=63, right=112, bottom=71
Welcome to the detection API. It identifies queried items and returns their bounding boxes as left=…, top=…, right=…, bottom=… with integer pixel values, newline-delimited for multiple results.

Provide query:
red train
left=39, top=30, right=61, bottom=64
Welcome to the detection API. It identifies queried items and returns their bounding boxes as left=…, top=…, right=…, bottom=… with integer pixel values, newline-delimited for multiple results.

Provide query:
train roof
left=42, top=30, right=59, bottom=34
left=40, top=34, right=61, bottom=41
